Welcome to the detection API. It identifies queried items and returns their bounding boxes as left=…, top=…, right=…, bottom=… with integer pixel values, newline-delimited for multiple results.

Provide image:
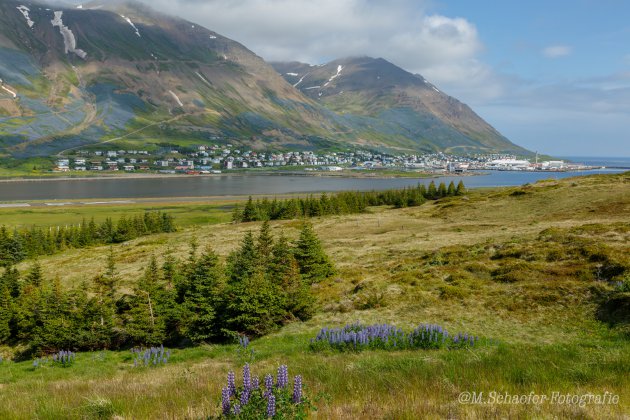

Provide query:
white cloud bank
left=137, top=0, right=499, bottom=98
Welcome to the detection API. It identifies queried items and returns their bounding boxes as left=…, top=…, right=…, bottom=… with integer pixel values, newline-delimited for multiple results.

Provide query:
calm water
left=561, top=156, right=630, bottom=169
left=0, top=168, right=625, bottom=201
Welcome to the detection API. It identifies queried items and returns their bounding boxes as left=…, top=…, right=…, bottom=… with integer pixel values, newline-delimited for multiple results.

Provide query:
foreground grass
left=1, top=333, right=629, bottom=418
left=1, top=172, right=629, bottom=418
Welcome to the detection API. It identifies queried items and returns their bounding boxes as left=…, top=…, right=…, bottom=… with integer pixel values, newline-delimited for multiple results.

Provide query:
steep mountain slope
left=273, top=57, right=528, bottom=154
left=0, top=0, right=528, bottom=157
left=0, top=0, right=343, bottom=157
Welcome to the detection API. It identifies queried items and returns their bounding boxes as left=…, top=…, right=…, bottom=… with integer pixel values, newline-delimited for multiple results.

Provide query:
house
left=321, top=166, right=344, bottom=172
left=123, top=165, right=135, bottom=171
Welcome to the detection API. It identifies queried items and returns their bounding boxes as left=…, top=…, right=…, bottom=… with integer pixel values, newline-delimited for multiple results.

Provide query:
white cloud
left=134, top=0, right=489, bottom=92
left=542, top=45, right=572, bottom=58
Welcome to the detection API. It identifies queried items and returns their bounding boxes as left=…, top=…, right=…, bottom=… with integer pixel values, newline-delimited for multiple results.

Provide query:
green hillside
left=0, top=172, right=628, bottom=418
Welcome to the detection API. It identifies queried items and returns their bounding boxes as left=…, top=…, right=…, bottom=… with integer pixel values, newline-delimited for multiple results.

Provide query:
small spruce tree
left=447, top=181, right=456, bottom=196
left=293, top=222, right=335, bottom=283
left=456, top=180, right=466, bottom=195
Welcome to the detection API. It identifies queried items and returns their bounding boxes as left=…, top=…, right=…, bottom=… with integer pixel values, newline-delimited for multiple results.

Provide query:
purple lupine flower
left=243, top=363, right=251, bottom=391
left=252, top=376, right=260, bottom=390
left=232, top=403, right=241, bottom=415
left=293, top=375, right=303, bottom=404
left=277, top=365, right=288, bottom=389
left=266, top=394, right=276, bottom=418
left=264, top=373, right=274, bottom=398
left=221, top=387, right=231, bottom=415
left=240, top=388, right=250, bottom=406
left=227, top=371, right=236, bottom=396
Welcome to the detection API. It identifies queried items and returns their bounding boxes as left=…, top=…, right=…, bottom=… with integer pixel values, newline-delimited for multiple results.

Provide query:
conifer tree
left=456, top=180, right=466, bottom=195
left=437, top=182, right=447, bottom=198
left=126, top=256, right=166, bottom=345
left=176, top=238, right=199, bottom=304
left=0, top=284, right=12, bottom=343
left=26, top=261, right=43, bottom=287
left=447, top=181, right=456, bottom=196
left=1, top=265, right=20, bottom=298
left=161, top=249, right=179, bottom=289
left=256, top=220, right=274, bottom=268
left=427, top=181, right=438, bottom=199
left=231, top=204, right=243, bottom=223
left=227, top=231, right=258, bottom=283
left=223, top=268, right=281, bottom=337
left=242, top=196, right=256, bottom=222
left=293, top=222, right=335, bottom=283
left=91, top=249, right=119, bottom=348
left=182, top=246, right=224, bottom=342
left=104, top=247, right=118, bottom=290
left=14, top=282, right=44, bottom=344
left=419, top=184, right=427, bottom=199
left=37, top=276, right=74, bottom=350
left=270, top=242, right=314, bottom=321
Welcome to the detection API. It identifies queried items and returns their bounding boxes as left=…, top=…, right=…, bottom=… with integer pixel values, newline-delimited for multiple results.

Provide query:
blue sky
left=140, top=0, right=629, bottom=156
left=431, top=0, right=630, bottom=156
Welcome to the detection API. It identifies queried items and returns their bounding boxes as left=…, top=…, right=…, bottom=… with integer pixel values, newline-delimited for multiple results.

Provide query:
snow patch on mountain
left=323, top=65, right=343, bottom=87
left=169, top=90, right=183, bottom=107
left=195, top=72, right=212, bottom=87
left=120, top=15, right=141, bottom=37
left=304, top=86, right=321, bottom=90
left=293, top=73, right=308, bottom=88
left=16, top=6, right=35, bottom=28
left=51, top=11, right=87, bottom=59
left=209, top=35, right=217, bottom=39
left=286, top=72, right=298, bottom=77
left=0, top=79, right=17, bottom=98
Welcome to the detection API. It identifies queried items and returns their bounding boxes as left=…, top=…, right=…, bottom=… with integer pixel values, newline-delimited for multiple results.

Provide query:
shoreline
left=0, top=170, right=480, bottom=183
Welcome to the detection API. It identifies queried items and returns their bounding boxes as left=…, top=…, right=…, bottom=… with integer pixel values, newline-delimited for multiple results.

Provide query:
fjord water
left=0, top=168, right=625, bottom=202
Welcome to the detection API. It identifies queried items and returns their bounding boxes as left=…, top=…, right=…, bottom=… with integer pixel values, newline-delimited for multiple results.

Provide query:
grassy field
left=0, top=201, right=234, bottom=229
left=1, top=172, right=629, bottom=418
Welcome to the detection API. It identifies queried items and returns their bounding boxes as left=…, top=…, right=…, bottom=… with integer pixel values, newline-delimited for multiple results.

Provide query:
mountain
left=272, top=57, right=527, bottom=154
left=0, top=0, right=528, bottom=158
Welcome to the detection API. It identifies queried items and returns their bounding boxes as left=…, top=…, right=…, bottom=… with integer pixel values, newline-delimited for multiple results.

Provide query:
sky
left=82, top=0, right=630, bottom=156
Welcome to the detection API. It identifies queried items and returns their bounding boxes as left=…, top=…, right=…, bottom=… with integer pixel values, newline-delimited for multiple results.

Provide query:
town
left=55, top=145, right=600, bottom=174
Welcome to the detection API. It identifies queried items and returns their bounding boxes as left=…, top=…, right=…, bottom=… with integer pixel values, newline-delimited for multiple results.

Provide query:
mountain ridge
left=0, top=0, right=530, bottom=158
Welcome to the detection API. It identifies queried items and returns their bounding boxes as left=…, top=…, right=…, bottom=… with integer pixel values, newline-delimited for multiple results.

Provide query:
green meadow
left=0, top=172, right=629, bottom=419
